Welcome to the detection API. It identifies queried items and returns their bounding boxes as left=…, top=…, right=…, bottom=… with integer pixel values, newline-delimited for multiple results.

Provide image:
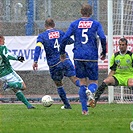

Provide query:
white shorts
left=0, top=71, right=23, bottom=83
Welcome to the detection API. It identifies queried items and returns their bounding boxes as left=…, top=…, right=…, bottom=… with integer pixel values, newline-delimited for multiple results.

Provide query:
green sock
left=8, top=82, right=23, bottom=89
left=16, top=90, right=31, bottom=107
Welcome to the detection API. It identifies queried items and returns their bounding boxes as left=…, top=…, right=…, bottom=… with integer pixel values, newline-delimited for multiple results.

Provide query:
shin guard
left=95, top=82, right=107, bottom=102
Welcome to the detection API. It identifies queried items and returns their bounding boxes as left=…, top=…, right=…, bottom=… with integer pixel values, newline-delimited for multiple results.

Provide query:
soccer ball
left=41, top=95, right=54, bottom=107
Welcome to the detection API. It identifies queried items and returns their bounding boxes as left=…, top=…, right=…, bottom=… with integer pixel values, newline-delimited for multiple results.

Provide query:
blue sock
left=75, top=79, right=80, bottom=87
left=57, top=87, right=70, bottom=107
left=88, top=83, right=98, bottom=93
left=78, top=85, right=88, bottom=111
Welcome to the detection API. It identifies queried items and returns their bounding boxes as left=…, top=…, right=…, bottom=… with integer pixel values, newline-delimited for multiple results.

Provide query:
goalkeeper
left=0, top=35, right=35, bottom=109
left=89, top=37, right=133, bottom=108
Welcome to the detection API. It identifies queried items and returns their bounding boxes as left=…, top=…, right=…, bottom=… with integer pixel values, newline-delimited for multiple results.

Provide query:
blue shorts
left=49, top=59, right=76, bottom=81
left=74, top=60, right=98, bottom=80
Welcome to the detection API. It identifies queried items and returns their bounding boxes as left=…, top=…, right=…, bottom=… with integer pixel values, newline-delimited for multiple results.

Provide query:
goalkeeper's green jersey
left=0, top=45, right=18, bottom=77
left=110, top=51, right=133, bottom=75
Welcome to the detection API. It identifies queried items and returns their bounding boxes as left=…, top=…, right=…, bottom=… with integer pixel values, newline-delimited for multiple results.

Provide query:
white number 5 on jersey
left=82, top=29, right=88, bottom=44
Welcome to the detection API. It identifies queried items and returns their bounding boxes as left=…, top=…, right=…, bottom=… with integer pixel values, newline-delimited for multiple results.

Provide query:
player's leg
left=64, top=59, right=88, bottom=113
left=78, top=84, right=88, bottom=115
left=74, top=60, right=88, bottom=115
left=86, top=81, right=98, bottom=108
left=2, top=82, right=23, bottom=90
left=2, top=71, right=26, bottom=91
left=63, top=59, right=80, bottom=87
left=88, top=81, right=98, bottom=93
left=89, top=82, right=107, bottom=108
left=86, top=62, right=98, bottom=93
left=50, top=63, right=71, bottom=109
left=13, top=89, right=35, bottom=109
left=2, top=71, right=35, bottom=109
left=127, top=76, right=133, bottom=87
left=54, top=80, right=71, bottom=109
left=69, top=76, right=80, bottom=87
left=128, top=78, right=133, bottom=90
left=84, top=62, right=98, bottom=107
left=89, top=76, right=118, bottom=108
left=86, top=81, right=98, bottom=99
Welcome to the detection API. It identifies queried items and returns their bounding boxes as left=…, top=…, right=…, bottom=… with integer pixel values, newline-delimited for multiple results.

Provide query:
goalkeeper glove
left=18, top=56, right=25, bottom=62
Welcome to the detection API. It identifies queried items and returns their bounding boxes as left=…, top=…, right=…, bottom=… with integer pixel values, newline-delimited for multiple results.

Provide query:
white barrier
left=5, top=36, right=133, bottom=70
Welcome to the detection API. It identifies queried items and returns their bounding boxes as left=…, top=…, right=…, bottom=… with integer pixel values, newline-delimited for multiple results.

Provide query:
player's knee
left=103, top=77, right=115, bottom=85
left=103, top=79, right=109, bottom=84
left=128, top=79, right=133, bottom=86
left=22, top=82, right=26, bottom=90
left=54, top=81, right=63, bottom=87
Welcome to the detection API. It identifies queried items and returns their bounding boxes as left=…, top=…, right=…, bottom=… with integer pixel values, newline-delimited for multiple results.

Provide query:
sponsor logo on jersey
left=49, top=31, right=60, bottom=39
left=78, top=21, right=93, bottom=28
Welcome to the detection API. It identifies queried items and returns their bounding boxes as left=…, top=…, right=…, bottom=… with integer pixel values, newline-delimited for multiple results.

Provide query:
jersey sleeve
left=34, top=35, right=43, bottom=62
left=131, top=54, right=133, bottom=67
left=34, top=42, right=42, bottom=62
left=67, top=37, right=74, bottom=45
left=60, top=23, right=74, bottom=55
left=110, top=54, right=117, bottom=71
left=3, top=46, right=18, bottom=60
left=97, top=22, right=106, bottom=55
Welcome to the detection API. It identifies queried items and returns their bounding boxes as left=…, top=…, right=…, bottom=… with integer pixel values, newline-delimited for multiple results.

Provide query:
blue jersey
left=34, top=29, right=73, bottom=67
left=60, top=17, right=106, bottom=61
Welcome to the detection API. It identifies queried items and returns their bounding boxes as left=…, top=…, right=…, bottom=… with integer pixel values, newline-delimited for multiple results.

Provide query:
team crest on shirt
left=126, top=59, right=131, bottom=64
left=115, top=60, right=120, bottom=64
left=49, top=31, right=60, bottom=39
left=115, top=60, right=120, bottom=67
left=78, top=21, right=93, bottom=28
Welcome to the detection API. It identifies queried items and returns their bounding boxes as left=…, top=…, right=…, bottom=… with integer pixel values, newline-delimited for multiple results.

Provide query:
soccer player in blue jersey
left=60, top=4, right=106, bottom=115
left=33, top=18, right=80, bottom=109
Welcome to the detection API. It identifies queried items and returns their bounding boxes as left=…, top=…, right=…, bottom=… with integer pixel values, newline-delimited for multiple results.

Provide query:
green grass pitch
left=0, top=103, right=132, bottom=133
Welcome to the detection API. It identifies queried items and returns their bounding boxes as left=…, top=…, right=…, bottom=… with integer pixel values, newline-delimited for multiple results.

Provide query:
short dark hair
left=45, top=18, right=55, bottom=28
left=119, top=37, right=128, bottom=45
left=81, top=4, right=92, bottom=17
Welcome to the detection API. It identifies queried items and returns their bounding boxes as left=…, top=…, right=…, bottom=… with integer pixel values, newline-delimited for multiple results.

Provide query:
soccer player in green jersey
left=0, top=35, right=35, bottom=109
left=89, top=37, right=133, bottom=108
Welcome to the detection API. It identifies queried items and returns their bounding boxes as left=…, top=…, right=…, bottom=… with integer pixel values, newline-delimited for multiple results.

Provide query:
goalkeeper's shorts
left=113, top=73, right=133, bottom=86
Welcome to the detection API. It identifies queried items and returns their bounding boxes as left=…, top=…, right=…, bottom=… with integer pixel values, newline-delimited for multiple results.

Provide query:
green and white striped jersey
left=0, top=45, right=18, bottom=77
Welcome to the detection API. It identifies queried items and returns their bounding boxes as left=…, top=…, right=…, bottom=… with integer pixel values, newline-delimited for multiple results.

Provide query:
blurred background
left=0, top=0, right=107, bottom=36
